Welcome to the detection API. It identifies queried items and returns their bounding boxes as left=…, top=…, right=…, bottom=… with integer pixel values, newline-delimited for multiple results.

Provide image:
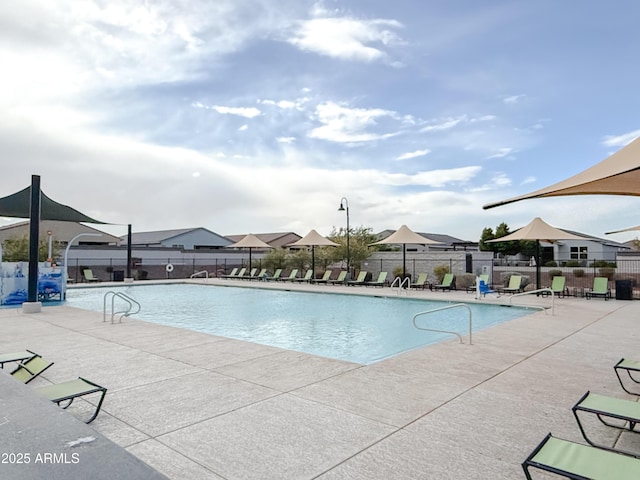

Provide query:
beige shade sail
left=486, top=217, right=583, bottom=243
left=228, top=234, right=273, bottom=272
left=288, top=229, right=339, bottom=247
left=487, top=217, right=583, bottom=290
left=483, top=136, right=640, bottom=209
left=371, top=225, right=442, bottom=279
left=228, top=234, right=273, bottom=249
left=606, top=225, right=640, bottom=235
left=288, top=229, right=338, bottom=278
left=371, top=225, right=443, bottom=246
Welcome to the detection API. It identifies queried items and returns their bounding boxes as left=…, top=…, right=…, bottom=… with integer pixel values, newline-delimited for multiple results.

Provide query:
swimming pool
left=66, top=284, right=535, bottom=364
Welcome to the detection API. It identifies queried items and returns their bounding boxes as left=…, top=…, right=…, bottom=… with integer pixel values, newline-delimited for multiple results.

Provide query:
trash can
left=113, top=270, right=125, bottom=282
left=615, top=279, right=633, bottom=300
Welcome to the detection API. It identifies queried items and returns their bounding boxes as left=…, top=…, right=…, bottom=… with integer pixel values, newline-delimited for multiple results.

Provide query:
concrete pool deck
left=2, top=279, right=640, bottom=479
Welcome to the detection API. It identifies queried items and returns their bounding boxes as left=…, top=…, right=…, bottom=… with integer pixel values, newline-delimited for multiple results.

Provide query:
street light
left=338, top=197, right=350, bottom=276
left=64, top=233, right=102, bottom=282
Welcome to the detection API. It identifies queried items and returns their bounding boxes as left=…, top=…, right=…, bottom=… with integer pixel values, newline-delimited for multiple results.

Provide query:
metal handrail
left=412, top=303, right=473, bottom=344
left=391, top=276, right=411, bottom=295
left=190, top=270, right=209, bottom=281
left=508, top=288, right=554, bottom=315
left=103, top=291, right=141, bottom=323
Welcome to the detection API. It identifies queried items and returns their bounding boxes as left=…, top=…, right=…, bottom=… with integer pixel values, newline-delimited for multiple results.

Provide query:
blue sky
left=1, top=1, right=640, bottom=242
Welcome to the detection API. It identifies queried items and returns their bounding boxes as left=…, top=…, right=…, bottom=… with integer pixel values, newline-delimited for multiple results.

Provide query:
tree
left=2, top=234, right=60, bottom=262
left=261, top=248, right=288, bottom=272
left=328, top=226, right=379, bottom=272
left=479, top=227, right=495, bottom=251
left=479, top=222, right=520, bottom=256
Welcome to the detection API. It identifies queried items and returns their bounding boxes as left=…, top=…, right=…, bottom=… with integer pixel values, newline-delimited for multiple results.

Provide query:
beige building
left=0, top=220, right=120, bottom=247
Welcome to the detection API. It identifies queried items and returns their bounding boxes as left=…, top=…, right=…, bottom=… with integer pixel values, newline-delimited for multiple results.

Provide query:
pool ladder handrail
left=190, top=270, right=209, bottom=281
left=391, top=276, right=411, bottom=295
left=412, top=303, right=473, bottom=345
left=508, top=288, right=554, bottom=315
left=103, top=291, right=141, bottom=324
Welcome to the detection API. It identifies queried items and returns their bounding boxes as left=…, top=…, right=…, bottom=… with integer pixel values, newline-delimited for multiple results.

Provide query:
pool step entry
left=412, top=303, right=473, bottom=345
left=391, top=276, right=410, bottom=295
left=103, top=291, right=141, bottom=323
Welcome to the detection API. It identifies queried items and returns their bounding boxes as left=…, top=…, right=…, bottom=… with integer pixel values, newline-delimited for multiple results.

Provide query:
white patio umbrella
left=288, top=229, right=339, bottom=278
left=487, top=217, right=583, bottom=290
left=483, top=136, right=640, bottom=209
left=370, top=225, right=442, bottom=279
left=228, top=234, right=273, bottom=272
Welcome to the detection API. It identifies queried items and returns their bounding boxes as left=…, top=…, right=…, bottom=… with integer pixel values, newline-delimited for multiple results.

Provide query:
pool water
left=66, top=284, right=535, bottom=364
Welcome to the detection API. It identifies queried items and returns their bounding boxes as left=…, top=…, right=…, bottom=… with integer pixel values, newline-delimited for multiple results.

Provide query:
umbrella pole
left=249, top=248, right=252, bottom=272
left=312, top=246, right=315, bottom=279
left=403, top=244, right=406, bottom=280
left=536, top=240, right=541, bottom=291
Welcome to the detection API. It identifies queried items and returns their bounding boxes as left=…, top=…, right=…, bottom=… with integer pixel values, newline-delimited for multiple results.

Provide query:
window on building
left=570, top=246, right=588, bottom=260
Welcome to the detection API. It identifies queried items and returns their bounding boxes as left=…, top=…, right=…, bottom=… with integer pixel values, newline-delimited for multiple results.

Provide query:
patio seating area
left=2, top=280, right=640, bottom=479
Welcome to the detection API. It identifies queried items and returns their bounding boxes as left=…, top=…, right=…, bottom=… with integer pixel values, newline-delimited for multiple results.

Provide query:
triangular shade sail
left=606, top=225, right=640, bottom=235
left=371, top=225, right=443, bottom=246
left=483, top=136, right=640, bottom=209
left=288, top=229, right=339, bottom=247
left=228, top=234, right=273, bottom=249
left=486, top=217, right=583, bottom=243
left=0, top=186, right=106, bottom=224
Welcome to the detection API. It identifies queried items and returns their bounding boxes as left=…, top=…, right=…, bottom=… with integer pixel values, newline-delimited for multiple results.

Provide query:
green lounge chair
left=466, top=274, right=490, bottom=293
left=266, top=268, right=282, bottom=281
left=329, top=271, right=347, bottom=285
left=432, top=273, right=455, bottom=291
left=572, top=390, right=640, bottom=452
left=523, top=433, right=640, bottom=480
left=36, top=377, right=107, bottom=424
left=10, top=354, right=54, bottom=384
left=410, top=273, right=429, bottom=290
left=311, top=270, right=332, bottom=284
left=585, top=277, right=611, bottom=300
left=231, top=267, right=246, bottom=279
left=241, top=267, right=258, bottom=280
left=250, top=268, right=267, bottom=280
left=0, top=349, right=38, bottom=369
left=279, top=269, right=298, bottom=281
left=83, top=269, right=101, bottom=283
left=498, top=274, right=522, bottom=294
left=294, top=269, right=313, bottom=283
left=614, top=358, right=640, bottom=395
left=347, top=271, right=368, bottom=286
left=366, top=271, right=388, bottom=287
left=221, top=267, right=239, bottom=279
left=549, top=276, right=568, bottom=298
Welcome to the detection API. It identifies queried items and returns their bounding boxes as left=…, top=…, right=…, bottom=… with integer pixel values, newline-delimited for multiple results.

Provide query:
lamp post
left=338, top=197, right=350, bottom=276
left=64, top=233, right=102, bottom=282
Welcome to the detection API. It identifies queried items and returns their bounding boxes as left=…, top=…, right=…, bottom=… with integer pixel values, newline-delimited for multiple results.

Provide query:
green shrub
left=545, top=260, right=557, bottom=267
left=433, top=264, right=450, bottom=283
left=573, top=269, right=585, bottom=277
left=548, top=269, right=562, bottom=278
left=565, top=260, right=582, bottom=267
left=598, top=267, right=615, bottom=280
left=456, top=273, right=476, bottom=289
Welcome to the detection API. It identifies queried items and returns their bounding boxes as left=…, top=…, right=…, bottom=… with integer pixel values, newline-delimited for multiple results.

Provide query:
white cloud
left=421, top=116, right=466, bottom=133
left=308, top=101, right=399, bottom=143
left=521, top=176, right=536, bottom=185
left=395, top=149, right=430, bottom=161
left=376, top=166, right=481, bottom=187
left=503, top=94, right=526, bottom=104
left=602, top=129, right=640, bottom=147
left=238, top=124, right=249, bottom=131
left=277, top=136, right=296, bottom=143
left=486, top=147, right=513, bottom=159
left=287, top=15, right=404, bottom=63
left=212, top=105, right=261, bottom=118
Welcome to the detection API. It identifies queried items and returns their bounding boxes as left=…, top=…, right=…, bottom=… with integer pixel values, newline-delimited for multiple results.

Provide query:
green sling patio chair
left=266, top=268, right=282, bottom=281
left=35, top=377, right=107, bottom=424
left=294, top=269, right=314, bottom=283
left=279, top=269, right=298, bottom=281
left=10, top=354, right=54, bottom=384
left=83, top=269, right=101, bottom=283
left=366, top=271, right=388, bottom=287
left=329, top=271, right=347, bottom=285
left=614, top=358, right=640, bottom=395
left=432, top=273, right=455, bottom=291
left=0, top=349, right=38, bottom=369
left=523, top=433, right=640, bottom=480
left=572, top=390, right=640, bottom=453
left=311, top=269, right=332, bottom=284
left=585, top=276, right=611, bottom=300
left=347, top=271, right=368, bottom=286
left=410, top=273, right=429, bottom=290
left=241, top=268, right=258, bottom=279
left=497, top=274, right=522, bottom=294
left=251, top=268, right=267, bottom=280
left=221, top=267, right=239, bottom=279
left=549, top=276, right=568, bottom=298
